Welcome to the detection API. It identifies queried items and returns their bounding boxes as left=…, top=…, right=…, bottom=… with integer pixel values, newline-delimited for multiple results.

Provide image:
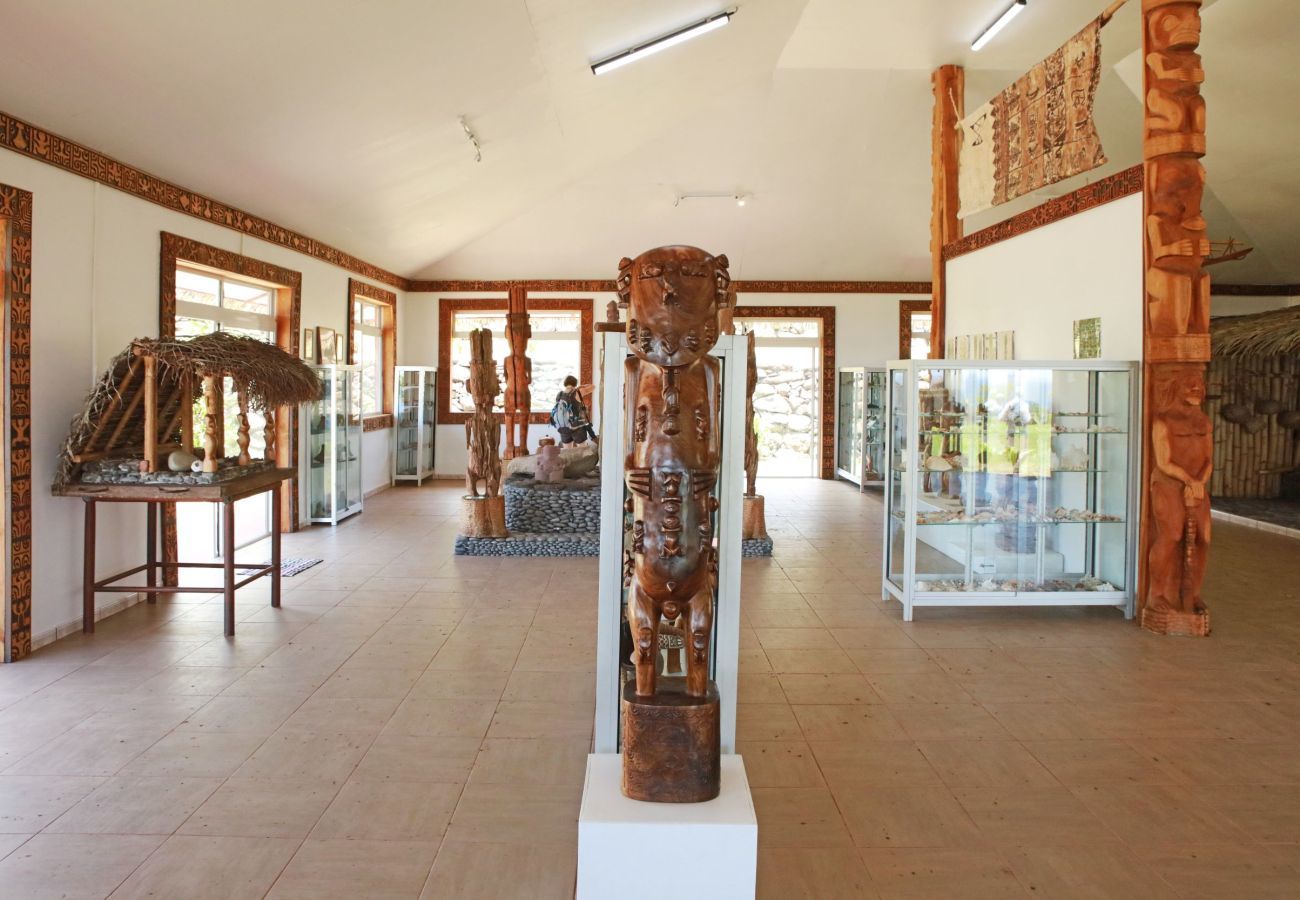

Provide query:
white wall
left=402, top=289, right=929, bottom=478
left=946, top=194, right=1145, bottom=361
left=1, top=146, right=404, bottom=642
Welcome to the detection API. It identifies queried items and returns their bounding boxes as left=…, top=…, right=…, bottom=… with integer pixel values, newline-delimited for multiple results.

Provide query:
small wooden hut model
left=1207, top=306, right=1300, bottom=499
left=56, top=333, right=322, bottom=487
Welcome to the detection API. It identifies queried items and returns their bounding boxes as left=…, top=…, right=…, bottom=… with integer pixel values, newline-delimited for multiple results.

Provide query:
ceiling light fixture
left=592, top=9, right=735, bottom=75
left=459, top=116, right=482, bottom=163
left=971, top=0, right=1027, bottom=52
left=673, top=191, right=750, bottom=208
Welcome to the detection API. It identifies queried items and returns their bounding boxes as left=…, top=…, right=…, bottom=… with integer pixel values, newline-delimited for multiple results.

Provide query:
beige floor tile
left=918, top=740, right=1058, bottom=787
left=1139, top=738, right=1300, bottom=785
left=233, top=730, right=372, bottom=782
left=386, top=696, right=498, bottom=739
left=427, top=643, right=520, bottom=672
left=756, top=847, right=879, bottom=899
left=311, top=779, right=461, bottom=841
left=792, top=704, right=908, bottom=742
left=1004, top=843, right=1180, bottom=899
left=778, top=673, right=881, bottom=705
left=179, top=778, right=339, bottom=838
left=737, top=673, right=788, bottom=704
left=500, top=669, right=594, bottom=704
left=128, top=665, right=249, bottom=696
left=45, top=775, right=221, bottom=835
left=1069, top=783, right=1253, bottom=846
left=409, top=668, right=510, bottom=701
left=752, top=786, right=854, bottom=848
left=486, top=701, right=593, bottom=739
left=420, top=840, right=575, bottom=900
left=890, top=703, right=1013, bottom=741
left=1143, top=843, right=1300, bottom=900
left=861, top=848, right=1025, bottom=900
left=280, top=696, right=402, bottom=734
left=1022, top=739, right=1181, bottom=786
left=736, top=703, right=804, bottom=741
left=765, top=647, right=859, bottom=674
left=1198, top=783, right=1300, bottom=842
left=4, top=722, right=167, bottom=777
left=810, top=741, right=943, bottom=789
left=111, top=834, right=298, bottom=899
left=352, top=734, right=481, bottom=784
left=844, top=648, right=942, bottom=675
left=471, top=738, right=590, bottom=786
left=756, top=627, right=843, bottom=650
left=314, top=664, right=424, bottom=699
left=0, top=833, right=163, bottom=899
left=175, top=694, right=304, bottom=736
left=833, top=627, right=921, bottom=650
left=444, top=781, right=579, bottom=846
left=955, top=785, right=1119, bottom=846
left=119, top=731, right=265, bottom=778
left=836, top=786, right=985, bottom=849
left=736, top=741, right=825, bottom=788
left=0, top=775, right=107, bottom=832
left=866, top=672, right=973, bottom=704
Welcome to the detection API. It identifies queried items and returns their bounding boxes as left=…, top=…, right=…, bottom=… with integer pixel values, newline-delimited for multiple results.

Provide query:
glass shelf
left=305, top=364, right=364, bottom=525
left=836, top=367, right=886, bottom=489
left=393, top=366, right=437, bottom=485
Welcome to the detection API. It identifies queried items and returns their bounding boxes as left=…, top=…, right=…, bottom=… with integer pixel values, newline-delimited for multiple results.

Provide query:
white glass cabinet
left=305, top=364, right=364, bottom=525
left=884, top=360, right=1137, bottom=621
left=837, top=368, right=886, bottom=490
left=393, top=366, right=437, bottom=485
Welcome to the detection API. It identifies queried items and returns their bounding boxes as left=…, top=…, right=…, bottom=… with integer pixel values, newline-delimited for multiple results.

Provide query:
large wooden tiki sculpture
left=462, top=328, right=507, bottom=537
left=1140, top=0, right=1211, bottom=635
left=502, top=284, right=532, bottom=460
left=618, top=245, right=730, bottom=803
left=741, top=329, right=768, bottom=541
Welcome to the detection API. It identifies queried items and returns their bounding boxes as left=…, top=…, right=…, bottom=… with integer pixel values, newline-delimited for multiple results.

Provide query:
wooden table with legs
left=54, top=468, right=295, bottom=637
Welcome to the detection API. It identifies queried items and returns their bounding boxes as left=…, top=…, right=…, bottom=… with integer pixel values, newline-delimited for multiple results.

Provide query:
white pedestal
left=577, top=753, right=757, bottom=900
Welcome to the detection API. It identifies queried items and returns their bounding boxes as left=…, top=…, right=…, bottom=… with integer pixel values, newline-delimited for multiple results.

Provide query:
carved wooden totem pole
left=618, top=246, right=730, bottom=803
left=462, top=328, right=507, bottom=538
left=740, top=328, right=768, bottom=541
left=1140, top=0, right=1211, bottom=636
left=502, top=284, right=532, bottom=459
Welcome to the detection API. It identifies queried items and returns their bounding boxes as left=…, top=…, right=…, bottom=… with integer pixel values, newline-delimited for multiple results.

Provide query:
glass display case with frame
left=884, top=360, right=1137, bottom=621
left=836, top=368, right=887, bottom=490
left=393, top=366, right=437, bottom=485
left=304, top=364, right=364, bottom=525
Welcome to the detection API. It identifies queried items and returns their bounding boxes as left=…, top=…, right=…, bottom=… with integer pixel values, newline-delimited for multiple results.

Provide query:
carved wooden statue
left=618, top=245, right=730, bottom=803
left=1147, top=366, right=1211, bottom=616
left=741, top=328, right=769, bottom=543
left=502, top=284, right=532, bottom=459
left=461, top=328, right=507, bottom=538
left=1141, top=0, right=1211, bottom=635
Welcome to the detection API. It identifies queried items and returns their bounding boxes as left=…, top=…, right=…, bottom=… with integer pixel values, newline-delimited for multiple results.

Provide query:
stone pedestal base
left=458, top=495, right=507, bottom=538
left=742, top=495, right=767, bottom=540
left=1141, top=605, right=1211, bottom=637
left=621, top=678, right=720, bottom=803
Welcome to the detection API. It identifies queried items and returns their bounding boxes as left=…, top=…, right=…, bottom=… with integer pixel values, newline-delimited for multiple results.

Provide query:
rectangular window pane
left=362, top=303, right=378, bottom=326
left=360, top=332, right=380, bottom=413
left=176, top=269, right=219, bottom=306
left=451, top=312, right=507, bottom=414
left=176, top=316, right=216, bottom=339
left=221, top=281, right=273, bottom=315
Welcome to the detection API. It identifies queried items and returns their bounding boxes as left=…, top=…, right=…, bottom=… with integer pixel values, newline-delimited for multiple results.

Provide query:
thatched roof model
left=1212, top=305, right=1300, bottom=358
left=56, top=333, right=322, bottom=485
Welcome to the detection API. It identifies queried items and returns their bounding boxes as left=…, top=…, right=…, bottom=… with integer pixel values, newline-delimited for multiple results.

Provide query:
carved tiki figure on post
left=741, top=328, right=768, bottom=542
left=1141, top=0, right=1212, bottom=635
left=461, top=328, right=507, bottom=538
left=502, top=284, right=532, bottom=459
left=618, top=245, right=730, bottom=803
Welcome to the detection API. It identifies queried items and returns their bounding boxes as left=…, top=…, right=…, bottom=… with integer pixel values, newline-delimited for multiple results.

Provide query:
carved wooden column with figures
left=1139, top=0, right=1212, bottom=636
left=740, top=329, right=767, bottom=542
left=930, top=63, right=963, bottom=359
left=502, top=283, right=532, bottom=459
left=618, top=246, right=730, bottom=803
left=460, top=328, right=508, bottom=538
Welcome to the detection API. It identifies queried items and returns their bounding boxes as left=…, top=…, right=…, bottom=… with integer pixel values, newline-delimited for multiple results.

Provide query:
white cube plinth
left=577, top=753, right=757, bottom=900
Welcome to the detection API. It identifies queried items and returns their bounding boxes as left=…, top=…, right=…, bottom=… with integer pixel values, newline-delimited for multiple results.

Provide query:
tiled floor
left=0, top=478, right=1297, bottom=898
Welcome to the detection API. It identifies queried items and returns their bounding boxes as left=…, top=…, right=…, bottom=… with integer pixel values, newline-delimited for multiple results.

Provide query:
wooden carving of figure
left=464, top=328, right=502, bottom=498
left=1146, top=159, right=1210, bottom=338
left=1145, top=1, right=1207, bottom=147
left=619, top=246, right=730, bottom=699
left=502, top=285, right=532, bottom=459
left=744, top=330, right=759, bottom=496
left=1147, top=365, right=1211, bottom=615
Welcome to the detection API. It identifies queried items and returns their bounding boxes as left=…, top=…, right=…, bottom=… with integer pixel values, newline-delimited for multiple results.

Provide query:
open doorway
left=734, top=317, right=822, bottom=477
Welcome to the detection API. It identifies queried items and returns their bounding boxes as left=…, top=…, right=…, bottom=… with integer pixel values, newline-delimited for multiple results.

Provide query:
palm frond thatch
left=56, top=333, right=322, bottom=486
left=1211, top=305, right=1300, bottom=358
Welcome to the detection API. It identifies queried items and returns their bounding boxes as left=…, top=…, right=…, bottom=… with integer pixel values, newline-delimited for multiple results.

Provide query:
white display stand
left=577, top=753, right=757, bottom=900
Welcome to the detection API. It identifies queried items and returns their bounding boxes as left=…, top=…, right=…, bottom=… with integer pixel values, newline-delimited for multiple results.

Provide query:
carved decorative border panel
left=0, top=184, right=32, bottom=660
left=411, top=279, right=932, bottom=295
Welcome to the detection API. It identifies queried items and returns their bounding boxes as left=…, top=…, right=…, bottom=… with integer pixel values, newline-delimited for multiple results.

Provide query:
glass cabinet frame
left=837, top=368, right=887, bottom=490
left=304, top=364, right=364, bottom=525
left=393, top=366, right=437, bottom=485
left=883, top=360, right=1138, bottom=621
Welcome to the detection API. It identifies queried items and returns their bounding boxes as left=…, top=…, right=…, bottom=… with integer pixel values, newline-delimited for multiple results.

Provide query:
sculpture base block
left=578, top=753, right=755, bottom=900
left=1141, top=605, right=1211, bottom=637
left=621, top=678, right=720, bottom=803
left=458, top=495, right=507, bottom=538
left=742, top=494, right=768, bottom=540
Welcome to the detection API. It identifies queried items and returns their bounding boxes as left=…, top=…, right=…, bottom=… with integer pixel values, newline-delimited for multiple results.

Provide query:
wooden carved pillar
left=201, top=374, right=220, bottom=473
left=1140, top=0, right=1212, bottom=636
left=930, top=64, right=964, bottom=360
left=142, top=355, right=158, bottom=472
left=236, top=389, right=252, bottom=465
left=460, top=328, right=507, bottom=537
left=502, top=283, right=532, bottom=459
left=263, top=407, right=277, bottom=460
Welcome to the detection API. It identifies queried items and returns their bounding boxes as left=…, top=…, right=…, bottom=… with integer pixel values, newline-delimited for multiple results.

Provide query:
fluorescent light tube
left=971, top=0, right=1027, bottom=52
left=592, top=10, right=733, bottom=75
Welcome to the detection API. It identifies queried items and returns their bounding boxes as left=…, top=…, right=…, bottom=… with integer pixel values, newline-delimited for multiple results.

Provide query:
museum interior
left=0, top=0, right=1297, bottom=897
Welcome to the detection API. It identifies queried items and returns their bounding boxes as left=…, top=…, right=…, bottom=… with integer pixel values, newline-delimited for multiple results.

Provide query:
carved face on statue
left=618, top=246, right=730, bottom=367
left=1148, top=2, right=1201, bottom=52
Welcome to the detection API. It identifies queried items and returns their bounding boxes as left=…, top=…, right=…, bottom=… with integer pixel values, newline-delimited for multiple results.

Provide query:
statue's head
left=1153, top=364, right=1205, bottom=408
left=617, top=245, right=730, bottom=367
left=1148, top=1, right=1201, bottom=51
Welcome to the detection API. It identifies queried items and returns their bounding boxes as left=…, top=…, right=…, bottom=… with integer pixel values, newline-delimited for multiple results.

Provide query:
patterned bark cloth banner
left=958, top=18, right=1107, bottom=218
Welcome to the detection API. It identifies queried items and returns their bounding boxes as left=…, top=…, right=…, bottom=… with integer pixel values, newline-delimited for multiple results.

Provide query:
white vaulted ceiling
left=0, top=0, right=1289, bottom=282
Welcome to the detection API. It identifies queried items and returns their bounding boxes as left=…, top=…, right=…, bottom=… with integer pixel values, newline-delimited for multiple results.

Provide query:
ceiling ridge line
left=406, top=279, right=933, bottom=294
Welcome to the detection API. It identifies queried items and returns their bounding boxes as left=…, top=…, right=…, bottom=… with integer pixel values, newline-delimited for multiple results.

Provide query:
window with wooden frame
left=346, top=279, right=397, bottom=430
left=437, top=298, right=594, bottom=425
left=899, top=300, right=932, bottom=360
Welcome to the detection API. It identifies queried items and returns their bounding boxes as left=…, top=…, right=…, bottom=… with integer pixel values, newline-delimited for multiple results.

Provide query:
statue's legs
left=628, top=583, right=660, bottom=697
left=1147, top=479, right=1185, bottom=611
left=684, top=584, right=713, bottom=697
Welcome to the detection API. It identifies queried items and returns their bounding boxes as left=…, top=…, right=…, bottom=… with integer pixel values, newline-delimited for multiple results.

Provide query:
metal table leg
left=223, top=498, right=236, bottom=637
left=146, top=502, right=157, bottom=604
left=271, top=484, right=282, bottom=608
left=83, top=499, right=96, bottom=633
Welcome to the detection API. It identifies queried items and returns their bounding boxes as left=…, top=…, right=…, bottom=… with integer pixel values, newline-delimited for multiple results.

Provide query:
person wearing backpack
left=551, top=375, right=596, bottom=446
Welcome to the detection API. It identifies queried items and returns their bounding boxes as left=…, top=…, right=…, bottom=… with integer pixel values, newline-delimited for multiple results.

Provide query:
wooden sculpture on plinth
left=618, top=245, right=730, bottom=803
left=462, top=328, right=507, bottom=538
left=740, top=328, right=768, bottom=541
left=502, top=284, right=532, bottom=460
left=1140, top=0, right=1212, bottom=636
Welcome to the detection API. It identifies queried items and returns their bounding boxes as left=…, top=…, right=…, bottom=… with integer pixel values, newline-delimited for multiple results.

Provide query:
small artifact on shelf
left=923, top=455, right=952, bottom=471
left=1052, top=423, right=1123, bottom=433
left=535, top=438, right=566, bottom=484
left=167, top=449, right=198, bottom=472
left=914, top=576, right=1117, bottom=593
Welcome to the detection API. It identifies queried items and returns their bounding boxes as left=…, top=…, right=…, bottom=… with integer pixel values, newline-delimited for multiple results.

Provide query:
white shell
left=168, top=450, right=198, bottom=472
left=190, top=460, right=204, bottom=473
